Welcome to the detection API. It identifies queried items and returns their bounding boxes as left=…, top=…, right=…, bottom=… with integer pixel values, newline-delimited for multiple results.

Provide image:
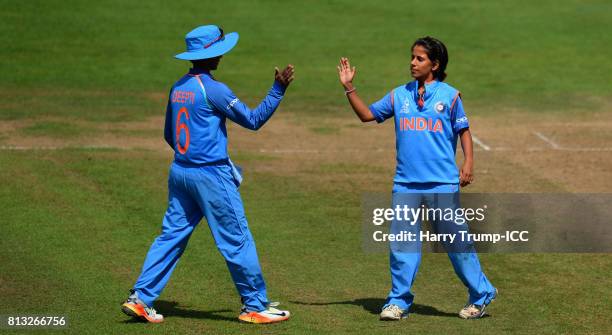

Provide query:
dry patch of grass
left=1, top=110, right=611, bottom=193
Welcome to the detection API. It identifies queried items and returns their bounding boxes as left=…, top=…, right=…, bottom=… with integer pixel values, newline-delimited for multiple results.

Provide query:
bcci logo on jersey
left=434, top=101, right=446, bottom=113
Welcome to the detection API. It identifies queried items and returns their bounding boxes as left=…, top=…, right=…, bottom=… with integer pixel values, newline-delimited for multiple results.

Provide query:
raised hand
left=337, top=57, right=356, bottom=89
left=275, top=64, right=295, bottom=87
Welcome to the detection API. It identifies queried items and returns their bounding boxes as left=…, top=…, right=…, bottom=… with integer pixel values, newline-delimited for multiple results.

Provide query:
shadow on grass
left=120, top=300, right=236, bottom=323
left=157, top=300, right=236, bottom=321
left=291, top=298, right=458, bottom=318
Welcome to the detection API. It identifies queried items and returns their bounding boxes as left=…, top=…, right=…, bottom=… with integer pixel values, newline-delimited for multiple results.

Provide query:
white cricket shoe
left=459, top=303, right=487, bottom=319
left=380, top=304, right=407, bottom=320
left=459, top=288, right=498, bottom=319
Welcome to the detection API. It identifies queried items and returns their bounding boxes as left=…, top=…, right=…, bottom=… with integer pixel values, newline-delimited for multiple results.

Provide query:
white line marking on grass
left=533, top=131, right=561, bottom=149
left=472, top=135, right=491, bottom=151
left=2, top=145, right=611, bottom=153
left=464, top=147, right=612, bottom=152
left=499, top=147, right=612, bottom=152
left=560, top=147, right=612, bottom=152
left=0, top=145, right=60, bottom=150
left=0, top=145, right=120, bottom=151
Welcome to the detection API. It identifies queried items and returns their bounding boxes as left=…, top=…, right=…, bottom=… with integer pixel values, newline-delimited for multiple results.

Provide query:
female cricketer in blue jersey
left=121, top=25, right=294, bottom=324
left=337, top=36, right=497, bottom=320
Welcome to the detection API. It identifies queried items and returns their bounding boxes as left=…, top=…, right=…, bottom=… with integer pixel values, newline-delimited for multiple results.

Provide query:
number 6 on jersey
left=175, top=107, right=190, bottom=154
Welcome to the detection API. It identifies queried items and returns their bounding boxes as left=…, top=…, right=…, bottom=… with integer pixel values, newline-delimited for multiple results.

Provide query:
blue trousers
left=133, top=161, right=268, bottom=311
left=385, top=182, right=496, bottom=311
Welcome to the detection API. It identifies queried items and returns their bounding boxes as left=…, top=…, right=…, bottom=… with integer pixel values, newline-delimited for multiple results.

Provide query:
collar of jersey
left=188, top=68, right=213, bottom=76
left=412, top=80, right=439, bottom=102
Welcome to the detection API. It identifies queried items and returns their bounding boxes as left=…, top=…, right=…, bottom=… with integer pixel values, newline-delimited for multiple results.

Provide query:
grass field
left=1, top=1, right=612, bottom=334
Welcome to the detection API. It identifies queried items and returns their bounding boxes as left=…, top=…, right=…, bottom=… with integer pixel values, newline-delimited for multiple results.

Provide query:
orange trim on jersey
left=194, top=74, right=204, bottom=86
left=390, top=89, right=395, bottom=109
left=450, top=91, right=462, bottom=112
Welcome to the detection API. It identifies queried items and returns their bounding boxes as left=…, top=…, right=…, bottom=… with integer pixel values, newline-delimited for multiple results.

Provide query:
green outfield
left=1, top=1, right=611, bottom=334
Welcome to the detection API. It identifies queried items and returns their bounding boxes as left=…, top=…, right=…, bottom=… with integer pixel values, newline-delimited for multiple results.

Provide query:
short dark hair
left=412, top=36, right=448, bottom=81
left=190, top=56, right=221, bottom=69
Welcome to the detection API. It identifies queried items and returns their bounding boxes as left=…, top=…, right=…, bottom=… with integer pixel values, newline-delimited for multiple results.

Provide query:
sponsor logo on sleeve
left=456, top=116, right=468, bottom=124
left=226, top=98, right=239, bottom=110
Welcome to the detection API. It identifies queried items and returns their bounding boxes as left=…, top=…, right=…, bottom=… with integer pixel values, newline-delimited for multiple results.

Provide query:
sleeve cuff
left=272, top=80, right=287, bottom=95
left=368, top=104, right=385, bottom=123
left=454, top=125, right=470, bottom=134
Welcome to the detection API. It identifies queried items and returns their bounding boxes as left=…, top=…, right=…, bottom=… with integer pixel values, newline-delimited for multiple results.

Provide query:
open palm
left=337, top=57, right=356, bottom=87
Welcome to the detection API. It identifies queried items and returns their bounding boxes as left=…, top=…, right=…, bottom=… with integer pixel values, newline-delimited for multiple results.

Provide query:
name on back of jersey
left=172, top=90, right=195, bottom=104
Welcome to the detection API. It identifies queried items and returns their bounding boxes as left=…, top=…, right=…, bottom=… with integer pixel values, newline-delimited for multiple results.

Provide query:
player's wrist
left=342, top=82, right=354, bottom=91
left=272, top=80, right=287, bottom=94
left=344, top=87, right=356, bottom=96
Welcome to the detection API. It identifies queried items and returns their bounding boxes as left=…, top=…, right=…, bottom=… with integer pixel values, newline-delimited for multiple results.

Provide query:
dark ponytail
left=412, top=36, right=448, bottom=81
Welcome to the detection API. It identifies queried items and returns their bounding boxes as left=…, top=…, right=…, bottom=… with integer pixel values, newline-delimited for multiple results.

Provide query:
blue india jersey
left=369, top=80, right=469, bottom=184
left=164, top=69, right=286, bottom=165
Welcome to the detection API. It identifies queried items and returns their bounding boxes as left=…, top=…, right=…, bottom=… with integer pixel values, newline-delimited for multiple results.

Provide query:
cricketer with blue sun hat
left=121, top=24, right=295, bottom=324
left=174, top=25, right=239, bottom=60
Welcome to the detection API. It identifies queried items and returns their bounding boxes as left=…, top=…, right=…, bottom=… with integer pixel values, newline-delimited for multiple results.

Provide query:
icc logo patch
left=434, top=101, right=446, bottom=113
left=400, top=99, right=410, bottom=114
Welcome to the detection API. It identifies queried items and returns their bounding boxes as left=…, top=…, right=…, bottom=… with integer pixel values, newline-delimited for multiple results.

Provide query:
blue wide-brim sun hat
left=175, top=25, right=239, bottom=61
